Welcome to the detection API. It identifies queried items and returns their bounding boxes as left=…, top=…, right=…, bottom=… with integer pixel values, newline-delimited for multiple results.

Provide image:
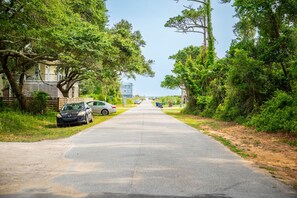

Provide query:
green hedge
left=248, top=90, right=297, bottom=133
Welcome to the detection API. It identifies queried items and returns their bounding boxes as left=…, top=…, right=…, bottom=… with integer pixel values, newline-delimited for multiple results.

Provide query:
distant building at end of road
left=120, top=82, right=133, bottom=98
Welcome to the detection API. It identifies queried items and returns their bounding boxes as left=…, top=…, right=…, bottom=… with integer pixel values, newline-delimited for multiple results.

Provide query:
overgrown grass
left=163, top=108, right=251, bottom=158
left=0, top=108, right=128, bottom=142
left=164, top=108, right=219, bottom=129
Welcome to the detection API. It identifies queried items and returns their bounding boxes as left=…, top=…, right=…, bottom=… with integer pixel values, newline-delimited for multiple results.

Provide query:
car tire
left=85, top=115, right=89, bottom=124
left=101, top=109, right=109, bottom=116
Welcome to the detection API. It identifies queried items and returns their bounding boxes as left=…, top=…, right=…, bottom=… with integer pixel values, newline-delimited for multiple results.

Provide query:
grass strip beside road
left=0, top=106, right=130, bottom=142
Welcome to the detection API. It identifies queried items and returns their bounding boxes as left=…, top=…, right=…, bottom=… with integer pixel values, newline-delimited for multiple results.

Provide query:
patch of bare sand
left=0, top=140, right=85, bottom=197
left=197, top=117, right=297, bottom=189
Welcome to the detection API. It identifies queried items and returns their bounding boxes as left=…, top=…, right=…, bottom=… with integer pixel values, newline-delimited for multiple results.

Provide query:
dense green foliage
left=0, top=0, right=154, bottom=111
left=163, top=0, right=297, bottom=133
left=248, top=91, right=297, bottom=132
left=155, top=96, right=181, bottom=107
left=80, top=77, right=122, bottom=104
left=28, top=91, right=50, bottom=115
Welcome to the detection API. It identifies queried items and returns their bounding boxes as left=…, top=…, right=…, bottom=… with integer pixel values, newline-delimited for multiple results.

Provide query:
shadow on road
left=0, top=192, right=231, bottom=198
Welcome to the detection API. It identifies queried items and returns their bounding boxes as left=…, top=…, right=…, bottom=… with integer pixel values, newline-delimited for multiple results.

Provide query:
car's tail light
left=112, top=105, right=116, bottom=109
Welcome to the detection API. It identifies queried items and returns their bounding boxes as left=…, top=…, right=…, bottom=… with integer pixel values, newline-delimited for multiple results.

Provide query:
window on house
left=35, top=65, right=40, bottom=80
left=45, top=66, right=50, bottom=81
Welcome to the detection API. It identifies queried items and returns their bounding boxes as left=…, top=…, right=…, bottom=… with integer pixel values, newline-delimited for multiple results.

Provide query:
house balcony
left=22, top=74, right=78, bottom=98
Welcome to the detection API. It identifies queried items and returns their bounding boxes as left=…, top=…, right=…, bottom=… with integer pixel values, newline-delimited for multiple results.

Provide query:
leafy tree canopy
left=0, top=0, right=154, bottom=110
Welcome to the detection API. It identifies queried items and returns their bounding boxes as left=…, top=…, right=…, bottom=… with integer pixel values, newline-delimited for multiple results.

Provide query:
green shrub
left=215, top=97, right=241, bottom=121
left=248, top=90, right=297, bottom=133
left=181, top=105, right=194, bottom=114
left=88, top=93, right=101, bottom=100
left=181, top=105, right=201, bottom=115
left=157, top=96, right=181, bottom=107
left=197, top=95, right=220, bottom=117
left=28, top=91, right=50, bottom=115
left=213, top=50, right=271, bottom=121
left=111, top=97, right=122, bottom=105
left=126, top=98, right=134, bottom=105
left=200, top=96, right=223, bottom=117
left=196, top=96, right=209, bottom=112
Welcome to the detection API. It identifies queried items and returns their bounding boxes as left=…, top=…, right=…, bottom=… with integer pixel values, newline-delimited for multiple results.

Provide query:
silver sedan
left=87, top=101, right=117, bottom=116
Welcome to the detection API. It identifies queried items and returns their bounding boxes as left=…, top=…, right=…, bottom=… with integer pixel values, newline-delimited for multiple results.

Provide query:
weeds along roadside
left=0, top=106, right=131, bottom=142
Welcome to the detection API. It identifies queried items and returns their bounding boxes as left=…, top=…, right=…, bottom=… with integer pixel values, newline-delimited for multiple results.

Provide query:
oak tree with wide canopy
left=0, top=0, right=154, bottom=111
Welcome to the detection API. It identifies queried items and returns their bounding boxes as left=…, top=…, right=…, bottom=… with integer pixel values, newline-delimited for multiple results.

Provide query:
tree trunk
left=202, top=1, right=207, bottom=65
left=57, top=82, right=70, bottom=98
left=206, top=0, right=215, bottom=66
left=61, top=90, right=69, bottom=97
left=1, top=56, right=28, bottom=111
left=268, top=9, right=291, bottom=91
left=203, top=1, right=207, bottom=49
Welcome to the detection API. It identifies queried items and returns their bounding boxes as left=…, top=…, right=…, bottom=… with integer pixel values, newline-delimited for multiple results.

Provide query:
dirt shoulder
left=0, top=140, right=85, bottom=197
left=201, top=119, right=297, bottom=188
left=164, top=109, right=297, bottom=189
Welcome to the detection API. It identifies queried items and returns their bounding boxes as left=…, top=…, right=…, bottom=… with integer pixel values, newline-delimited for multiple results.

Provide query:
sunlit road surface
left=0, top=100, right=296, bottom=198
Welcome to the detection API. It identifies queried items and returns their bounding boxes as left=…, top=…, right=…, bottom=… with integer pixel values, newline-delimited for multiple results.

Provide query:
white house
left=1, top=63, right=79, bottom=98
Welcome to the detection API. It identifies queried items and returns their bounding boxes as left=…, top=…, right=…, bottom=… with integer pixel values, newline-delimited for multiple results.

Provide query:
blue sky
left=106, top=0, right=237, bottom=97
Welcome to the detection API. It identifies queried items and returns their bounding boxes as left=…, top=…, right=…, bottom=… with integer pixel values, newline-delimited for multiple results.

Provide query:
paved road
left=1, top=101, right=296, bottom=198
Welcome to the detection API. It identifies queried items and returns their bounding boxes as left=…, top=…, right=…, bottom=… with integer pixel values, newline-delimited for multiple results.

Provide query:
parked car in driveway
left=87, top=101, right=116, bottom=116
left=57, top=102, right=93, bottom=127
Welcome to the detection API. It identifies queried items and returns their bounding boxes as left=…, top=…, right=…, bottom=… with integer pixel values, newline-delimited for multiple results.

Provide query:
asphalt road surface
left=0, top=100, right=296, bottom=198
